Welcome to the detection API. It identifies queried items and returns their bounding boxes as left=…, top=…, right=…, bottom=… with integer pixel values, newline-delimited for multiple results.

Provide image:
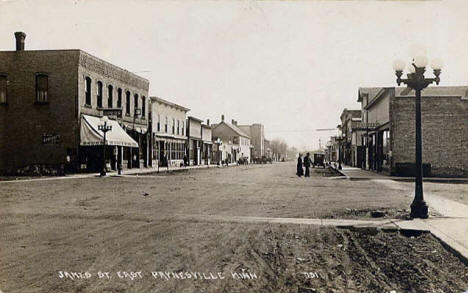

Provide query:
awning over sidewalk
left=80, top=115, right=139, bottom=148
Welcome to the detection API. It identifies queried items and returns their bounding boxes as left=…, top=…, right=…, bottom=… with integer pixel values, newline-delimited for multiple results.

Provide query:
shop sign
left=42, top=133, right=61, bottom=144
left=103, top=108, right=122, bottom=119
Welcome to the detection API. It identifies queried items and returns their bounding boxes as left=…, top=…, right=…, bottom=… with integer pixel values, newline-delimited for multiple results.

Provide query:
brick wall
left=0, top=50, right=80, bottom=174
left=391, top=95, right=468, bottom=177
left=78, top=51, right=149, bottom=128
left=0, top=49, right=150, bottom=174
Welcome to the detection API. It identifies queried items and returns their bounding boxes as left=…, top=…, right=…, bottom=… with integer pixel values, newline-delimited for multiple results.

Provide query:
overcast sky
left=1, top=0, right=468, bottom=150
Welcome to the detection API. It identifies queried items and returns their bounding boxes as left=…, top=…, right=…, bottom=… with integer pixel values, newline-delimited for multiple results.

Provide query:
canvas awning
left=80, top=115, right=139, bottom=147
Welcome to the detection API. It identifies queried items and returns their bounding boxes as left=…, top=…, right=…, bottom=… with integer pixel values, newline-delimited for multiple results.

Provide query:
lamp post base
left=100, top=170, right=107, bottom=177
left=410, top=200, right=429, bottom=219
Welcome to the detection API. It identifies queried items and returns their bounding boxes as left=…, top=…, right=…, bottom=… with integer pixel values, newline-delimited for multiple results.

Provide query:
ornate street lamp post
left=98, top=116, right=112, bottom=177
left=392, top=55, right=443, bottom=218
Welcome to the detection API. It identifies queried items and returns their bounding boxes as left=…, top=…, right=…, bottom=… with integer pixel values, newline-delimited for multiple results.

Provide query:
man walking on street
left=304, top=153, right=312, bottom=177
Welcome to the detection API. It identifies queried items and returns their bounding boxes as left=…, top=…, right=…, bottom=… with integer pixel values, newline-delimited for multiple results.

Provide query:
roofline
left=78, top=50, right=149, bottom=84
left=212, top=121, right=250, bottom=138
left=187, top=116, right=204, bottom=123
left=0, top=49, right=149, bottom=84
left=150, top=96, right=190, bottom=112
left=364, top=87, right=391, bottom=110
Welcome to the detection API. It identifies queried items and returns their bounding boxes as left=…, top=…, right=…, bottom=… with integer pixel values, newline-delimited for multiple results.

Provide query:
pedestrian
left=296, top=154, right=304, bottom=177
left=304, top=153, right=311, bottom=177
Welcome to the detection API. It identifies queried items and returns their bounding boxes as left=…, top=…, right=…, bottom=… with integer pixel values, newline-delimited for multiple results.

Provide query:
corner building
left=0, top=32, right=149, bottom=174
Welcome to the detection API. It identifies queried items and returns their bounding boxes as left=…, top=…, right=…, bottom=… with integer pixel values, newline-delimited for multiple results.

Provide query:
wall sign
left=42, top=134, right=61, bottom=144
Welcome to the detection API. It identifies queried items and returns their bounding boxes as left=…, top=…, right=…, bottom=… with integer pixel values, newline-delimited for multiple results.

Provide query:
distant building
left=201, top=121, right=212, bottom=165
left=187, top=116, right=204, bottom=165
left=339, top=109, right=361, bottom=166
left=358, top=86, right=468, bottom=177
left=0, top=32, right=149, bottom=174
left=212, top=115, right=251, bottom=163
left=238, top=123, right=264, bottom=159
left=150, top=97, right=189, bottom=167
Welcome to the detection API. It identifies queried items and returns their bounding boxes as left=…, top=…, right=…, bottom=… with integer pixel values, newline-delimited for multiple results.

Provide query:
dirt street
left=0, top=162, right=467, bottom=292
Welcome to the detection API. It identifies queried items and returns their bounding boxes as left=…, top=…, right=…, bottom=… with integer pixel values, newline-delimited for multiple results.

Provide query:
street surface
left=0, top=162, right=467, bottom=292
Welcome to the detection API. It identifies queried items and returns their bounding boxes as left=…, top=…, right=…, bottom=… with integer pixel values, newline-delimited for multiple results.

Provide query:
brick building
left=0, top=32, right=149, bottom=174
left=150, top=97, right=189, bottom=167
left=358, top=86, right=468, bottom=177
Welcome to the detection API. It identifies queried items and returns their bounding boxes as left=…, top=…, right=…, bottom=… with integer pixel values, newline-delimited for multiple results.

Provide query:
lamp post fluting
left=392, top=56, right=442, bottom=219
left=98, top=116, right=112, bottom=177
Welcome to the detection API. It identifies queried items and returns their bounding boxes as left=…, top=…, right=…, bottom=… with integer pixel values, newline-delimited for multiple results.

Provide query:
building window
left=141, top=96, right=146, bottom=118
left=172, top=118, right=175, bottom=134
left=117, top=88, right=122, bottom=108
left=0, top=75, right=7, bottom=104
left=165, top=116, right=168, bottom=133
left=85, top=77, right=91, bottom=106
left=126, top=91, right=130, bottom=115
left=182, top=121, right=184, bottom=136
left=97, top=81, right=103, bottom=108
left=177, top=120, right=180, bottom=135
left=157, top=114, right=160, bottom=131
left=134, top=94, right=139, bottom=112
left=107, top=85, right=113, bottom=108
left=36, top=74, right=48, bottom=104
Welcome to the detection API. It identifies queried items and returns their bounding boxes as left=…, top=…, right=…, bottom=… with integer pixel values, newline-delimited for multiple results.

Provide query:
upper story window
left=125, top=91, right=131, bottom=115
left=107, top=85, right=113, bottom=108
left=165, top=116, right=168, bottom=133
left=157, top=114, right=160, bottom=131
left=181, top=121, right=184, bottom=136
left=177, top=120, right=180, bottom=135
left=0, top=75, right=7, bottom=104
left=85, top=77, right=92, bottom=106
left=117, top=88, right=122, bottom=108
left=172, top=118, right=175, bottom=134
left=96, top=81, right=103, bottom=108
left=134, top=94, right=139, bottom=111
left=36, top=74, right=48, bottom=104
left=141, top=96, right=146, bottom=118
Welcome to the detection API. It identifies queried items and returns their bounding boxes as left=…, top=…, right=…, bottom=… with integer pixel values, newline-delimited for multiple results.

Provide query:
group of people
left=296, top=153, right=312, bottom=177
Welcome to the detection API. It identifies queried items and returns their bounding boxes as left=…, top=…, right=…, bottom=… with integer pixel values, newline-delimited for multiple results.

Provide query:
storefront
left=153, top=136, right=187, bottom=167
left=79, top=115, right=139, bottom=172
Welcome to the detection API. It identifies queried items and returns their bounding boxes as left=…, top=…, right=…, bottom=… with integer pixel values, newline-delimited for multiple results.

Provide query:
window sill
left=84, top=104, right=92, bottom=108
left=34, top=101, right=49, bottom=105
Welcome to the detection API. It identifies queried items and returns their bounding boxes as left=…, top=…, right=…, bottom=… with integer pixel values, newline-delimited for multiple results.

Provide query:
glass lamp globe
left=414, top=55, right=428, bottom=68
left=409, top=44, right=427, bottom=59
left=100, top=116, right=109, bottom=123
left=392, top=59, right=405, bottom=71
left=431, top=58, right=443, bottom=70
left=407, top=63, right=416, bottom=74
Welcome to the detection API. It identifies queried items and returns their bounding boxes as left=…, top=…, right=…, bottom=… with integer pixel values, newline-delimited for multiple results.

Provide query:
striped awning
left=80, top=115, right=138, bottom=147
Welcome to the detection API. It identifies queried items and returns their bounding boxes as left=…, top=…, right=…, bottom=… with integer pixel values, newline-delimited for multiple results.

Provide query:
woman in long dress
left=296, top=154, right=304, bottom=177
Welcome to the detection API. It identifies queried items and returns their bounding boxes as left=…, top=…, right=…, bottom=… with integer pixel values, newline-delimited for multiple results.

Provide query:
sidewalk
left=0, top=163, right=239, bottom=183
left=332, top=164, right=468, bottom=265
left=333, top=165, right=468, bottom=183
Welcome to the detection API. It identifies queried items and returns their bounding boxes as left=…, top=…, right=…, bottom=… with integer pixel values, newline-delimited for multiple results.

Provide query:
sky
left=1, top=0, right=468, bottom=150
